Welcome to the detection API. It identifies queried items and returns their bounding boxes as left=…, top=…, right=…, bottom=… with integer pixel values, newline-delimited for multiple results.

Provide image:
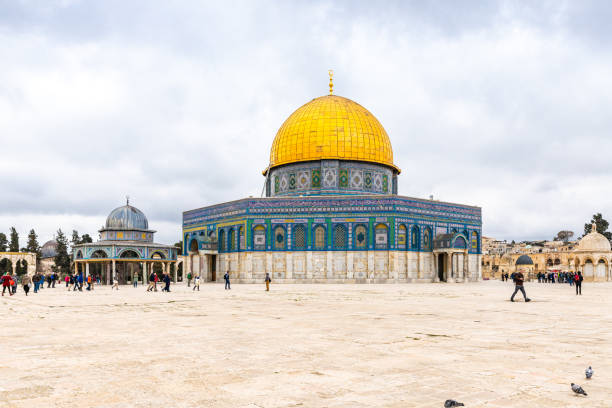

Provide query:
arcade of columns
left=74, top=259, right=178, bottom=284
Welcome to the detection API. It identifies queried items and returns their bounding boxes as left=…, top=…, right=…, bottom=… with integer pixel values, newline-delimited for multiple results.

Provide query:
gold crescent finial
left=328, top=69, right=334, bottom=95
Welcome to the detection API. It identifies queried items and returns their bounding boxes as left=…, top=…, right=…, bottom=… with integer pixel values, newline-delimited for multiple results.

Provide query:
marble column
left=143, top=262, right=148, bottom=284
left=85, top=262, right=90, bottom=278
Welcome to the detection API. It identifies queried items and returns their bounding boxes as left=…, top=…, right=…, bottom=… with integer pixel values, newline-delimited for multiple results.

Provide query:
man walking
left=224, top=272, right=231, bottom=290
left=112, top=275, right=119, bottom=290
left=265, top=272, right=271, bottom=292
left=193, top=274, right=200, bottom=291
left=510, top=269, right=530, bottom=302
left=575, top=271, right=583, bottom=295
left=187, top=272, right=192, bottom=287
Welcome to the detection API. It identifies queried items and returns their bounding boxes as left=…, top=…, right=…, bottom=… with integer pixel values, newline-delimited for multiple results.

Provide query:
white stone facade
left=182, top=251, right=482, bottom=284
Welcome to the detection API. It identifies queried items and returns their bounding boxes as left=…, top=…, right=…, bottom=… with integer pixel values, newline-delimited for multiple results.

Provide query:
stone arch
left=91, top=249, right=108, bottom=258
left=583, top=257, right=595, bottom=279
left=75, top=250, right=83, bottom=259
left=150, top=251, right=166, bottom=260
left=188, top=239, right=199, bottom=253
left=119, top=249, right=140, bottom=259
left=553, top=258, right=561, bottom=265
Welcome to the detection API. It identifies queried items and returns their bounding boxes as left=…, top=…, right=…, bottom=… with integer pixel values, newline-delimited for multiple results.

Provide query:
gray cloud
left=1, top=0, right=612, bottom=245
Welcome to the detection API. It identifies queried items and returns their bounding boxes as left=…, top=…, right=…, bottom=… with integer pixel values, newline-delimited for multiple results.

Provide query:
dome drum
left=99, top=204, right=155, bottom=243
left=266, top=159, right=397, bottom=197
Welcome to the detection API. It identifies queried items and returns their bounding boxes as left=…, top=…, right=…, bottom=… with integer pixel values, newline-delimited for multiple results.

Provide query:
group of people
left=508, top=269, right=585, bottom=301
left=3, top=270, right=277, bottom=296
left=537, top=271, right=576, bottom=284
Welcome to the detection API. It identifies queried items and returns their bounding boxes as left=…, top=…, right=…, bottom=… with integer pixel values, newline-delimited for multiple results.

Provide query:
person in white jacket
left=193, top=275, right=200, bottom=291
left=112, top=275, right=119, bottom=290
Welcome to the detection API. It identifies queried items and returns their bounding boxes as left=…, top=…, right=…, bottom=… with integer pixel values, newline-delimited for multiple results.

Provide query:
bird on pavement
left=444, top=400, right=465, bottom=407
left=585, top=366, right=593, bottom=379
left=571, top=383, right=587, bottom=396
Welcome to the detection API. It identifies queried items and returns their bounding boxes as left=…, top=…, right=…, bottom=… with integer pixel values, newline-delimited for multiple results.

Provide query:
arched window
left=471, top=231, right=478, bottom=251
left=229, top=229, right=236, bottom=251
left=189, top=239, right=199, bottom=253
left=314, top=226, right=326, bottom=250
left=354, top=225, right=368, bottom=249
left=453, top=236, right=467, bottom=249
left=375, top=224, right=388, bottom=249
left=239, top=226, right=245, bottom=250
left=397, top=224, right=407, bottom=249
left=293, top=225, right=306, bottom=250
left=274, top=226, right=286, bottom=250
left=334, top=224, right=347, bottom=249
left=411, top=226, right=420, bottom=250
left=423, top=227, right=431, bottom=250
left=219, top=230, right=226, bottom=252
left=253, top=225, right=266, bottom=250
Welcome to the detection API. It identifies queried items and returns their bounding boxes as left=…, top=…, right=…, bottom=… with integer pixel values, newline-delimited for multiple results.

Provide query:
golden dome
left=266, top=95, right=400, bottom=173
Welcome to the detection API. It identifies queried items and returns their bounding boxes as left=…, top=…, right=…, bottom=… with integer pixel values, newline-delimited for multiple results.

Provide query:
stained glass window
left=293, top=225, right=306, bottom=250
left=219, top=229, right=226, bottom=252
left=229, top=229, right=236, bottom=251
left=423, top=228, right=431, bottom=250
left=334, top=224, right=347, bottom=249
left=471, top=231, right=478, bottom=250
left=397, top=224, right=407, bottom=249
left=253, top=225, right=266, bottom=250
left=354, top=225, right=367, bottom=249
left=274, top=226, right=285, bottom=250
left=314, top=226, right=325, bottom=249
left=411, top=226, right=420, bottom=250
left=375, top=224, right=388, bottom=249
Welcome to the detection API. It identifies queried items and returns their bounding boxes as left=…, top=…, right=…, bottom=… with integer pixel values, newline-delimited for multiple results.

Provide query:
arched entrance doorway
left=118, top=250, right=141, bottom=284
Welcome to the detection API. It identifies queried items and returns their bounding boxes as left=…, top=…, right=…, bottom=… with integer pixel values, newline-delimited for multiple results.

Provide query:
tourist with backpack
left=575, top=271, right=583, bottom=295
left=1, top=272, right=13, bottom=296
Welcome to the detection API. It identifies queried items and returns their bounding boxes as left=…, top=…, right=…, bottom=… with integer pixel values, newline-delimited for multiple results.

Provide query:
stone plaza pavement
left=1, top=281, right=610, bottom=407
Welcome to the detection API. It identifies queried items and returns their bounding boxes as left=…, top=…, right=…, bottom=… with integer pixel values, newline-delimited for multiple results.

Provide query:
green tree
left=174, top=241, right=183, bottom=254
left=9, top=227, right=19, bottom=252
left=53, top=229, right=71, bottom=275
left=80, top=234, right=93, bottom=243
left=584, top=213, right=612, bottom=241
left=71, top=230, right=81, bottom=253
left=554, top=230, right=574, bottom=242
left=0, top=233, right=7, bottom=252
left=26, top=229, right=41, bottom=259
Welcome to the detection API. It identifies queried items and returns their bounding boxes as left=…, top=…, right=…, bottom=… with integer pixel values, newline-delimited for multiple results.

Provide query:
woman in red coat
left=1, top=272, right=13, bottom=296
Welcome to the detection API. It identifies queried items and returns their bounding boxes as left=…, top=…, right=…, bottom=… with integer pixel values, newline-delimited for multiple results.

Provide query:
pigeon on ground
left=571, top=383, right=587, bottom=396
left=444, top=400, right=465, bottom=407
left=585, top=366, right=593, bottom=379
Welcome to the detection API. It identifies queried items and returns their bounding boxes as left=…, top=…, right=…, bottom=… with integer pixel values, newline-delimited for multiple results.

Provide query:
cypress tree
left=9, top=227, right=19, bottom=252
left=53, top=229, right=71, bottom=275
left=26, top=229, right=42, bottom=260
left=0, top=233, right=7, bottom=252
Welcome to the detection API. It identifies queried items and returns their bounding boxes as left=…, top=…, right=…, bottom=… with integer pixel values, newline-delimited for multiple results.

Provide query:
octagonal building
left=182, top=77, right=482, bottom=283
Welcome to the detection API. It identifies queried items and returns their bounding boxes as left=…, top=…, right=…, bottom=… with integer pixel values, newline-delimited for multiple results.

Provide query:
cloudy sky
left=1, top=0, right=611, bottom=246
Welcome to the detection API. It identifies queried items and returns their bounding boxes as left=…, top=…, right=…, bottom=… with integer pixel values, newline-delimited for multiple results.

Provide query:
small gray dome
left=105, top=205, right=149, bottom=230
left=515, top=255, right=534, bottom=265
left=41, top=240, right=58, bottom=258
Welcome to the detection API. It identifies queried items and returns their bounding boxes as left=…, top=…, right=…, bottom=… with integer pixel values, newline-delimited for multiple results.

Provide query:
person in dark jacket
left=265, top=273, right=272, bottom=292
left=510, top=270, right=531, bottom=302
left=163, top=273, right=171, bottom=292
left=224, top=272, right=231, bottom=290
left=575, top=271, right=583, bottom=295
